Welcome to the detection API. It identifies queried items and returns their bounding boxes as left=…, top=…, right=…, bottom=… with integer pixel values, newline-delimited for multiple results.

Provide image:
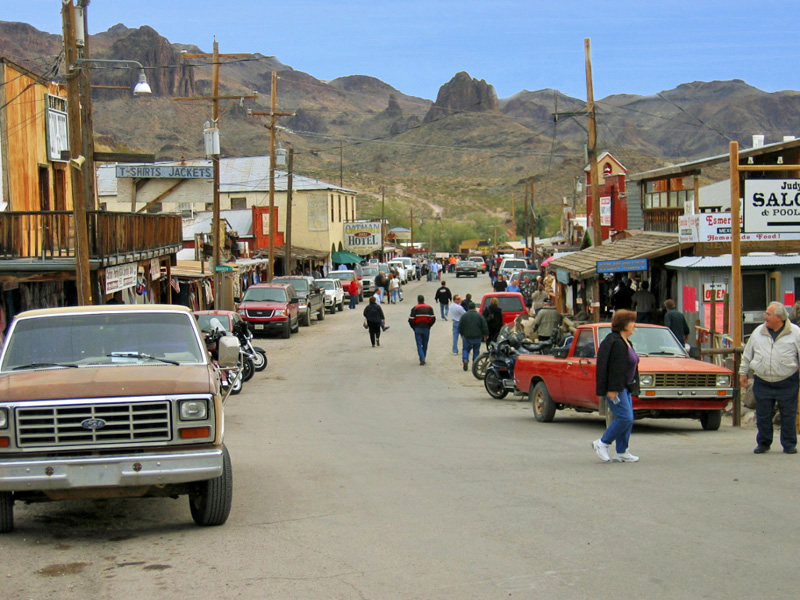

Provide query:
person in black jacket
left=592, top=309, right=640, bottom=463
left=482, top=297, right=504, bottom=345
left=363, top=296, right=386, bottom=347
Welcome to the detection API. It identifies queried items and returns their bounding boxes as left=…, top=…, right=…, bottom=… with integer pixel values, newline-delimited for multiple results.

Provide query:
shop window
left=231, top=197, right=247, bottom=210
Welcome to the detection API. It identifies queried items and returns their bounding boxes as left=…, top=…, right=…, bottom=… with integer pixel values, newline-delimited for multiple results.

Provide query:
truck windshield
left=1, top=312, right=206, bottom=370
left=597, top=326, right=687, bottom=357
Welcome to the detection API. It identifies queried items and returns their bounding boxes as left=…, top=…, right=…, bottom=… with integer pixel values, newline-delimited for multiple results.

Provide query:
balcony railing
left=0, top=211, right=182, bottom=261
left=643, top=208, right=682, bottom=233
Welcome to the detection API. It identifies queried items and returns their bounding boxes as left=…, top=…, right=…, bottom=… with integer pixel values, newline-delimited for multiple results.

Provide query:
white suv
left=499, top=258, right=528, bottom=281
left=316, top=278, right=345, bottom=313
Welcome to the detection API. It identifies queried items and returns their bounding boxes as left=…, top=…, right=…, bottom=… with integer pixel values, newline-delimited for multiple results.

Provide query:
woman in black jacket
left=482, top=297, right=504, bottom=344
left=363, top=296, right=386, bottom=347
left=592, top=309, right=640, bottom=463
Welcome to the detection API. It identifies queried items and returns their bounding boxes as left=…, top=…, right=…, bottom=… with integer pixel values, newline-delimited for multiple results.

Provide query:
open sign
left=702, top=283, right=727, bottom=302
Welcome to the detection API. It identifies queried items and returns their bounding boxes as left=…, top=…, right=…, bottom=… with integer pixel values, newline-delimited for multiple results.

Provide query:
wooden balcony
left=643, top=208, right=682, bottom=233
left=0, top=211, right=183, bottom=264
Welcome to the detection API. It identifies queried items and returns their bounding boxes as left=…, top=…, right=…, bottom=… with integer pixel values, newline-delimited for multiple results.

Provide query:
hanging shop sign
left=596, top=258, right=648, bottom=274
left=105, top=263, right=138, bottom=294
left=679, top=212, right=800, bottom=243
left=116, top=165, right=213, bottom=179
left=744, top=179, right=800, bottom=233
left=343, top=221, right=382, bottom=254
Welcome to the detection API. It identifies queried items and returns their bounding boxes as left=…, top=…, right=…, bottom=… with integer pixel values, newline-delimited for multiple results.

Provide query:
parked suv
left=316, top=278, right=345, bottom=313
left=271, top=276, right=325, bottom=326
left=499, top=258, right=527, bottom=281
left=239, top=283, right=300, bottom=338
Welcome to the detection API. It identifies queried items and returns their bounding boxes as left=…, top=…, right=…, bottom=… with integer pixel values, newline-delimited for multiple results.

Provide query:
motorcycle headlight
left=639, top=374, right=654, bottom=387
left=179, top=399, right=208, bottom=421
left=716, top=374, right=731, bottom=387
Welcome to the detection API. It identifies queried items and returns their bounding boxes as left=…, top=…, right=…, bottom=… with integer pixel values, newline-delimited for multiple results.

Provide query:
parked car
left=0, top=304, right=237, bottom=532
left=516, top=323, right=734, bottom=429
left=327, top=270, right=363, bottom=302
left=468, top=256, right=487, bottom=273
left=316, top=278, right=345, bottom=313
left=271, top=275, right=325, bottom=326
left=479, top=292, right=528, bottom=325
left=455, top=260, right=478, bottom=278
left=238, top=282, right=300, bottom=338
left=394, top=257, right=417, bottom=280
left=360, top=266, right=380, bottom=296
left=499, top=257, right=527, bottom=281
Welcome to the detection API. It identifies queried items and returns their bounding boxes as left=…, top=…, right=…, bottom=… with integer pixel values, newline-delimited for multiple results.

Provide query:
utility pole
left=175, top=43, right=253, bottom=307
left=286, top=148, right=294, bottom=274
left=409, top=208, right=414, bottom=254
left=380, top=186, right=385, bottom=260
left=510, top=192, right=516, bottom=236
left=530, top=178, right=536, bottom=262
left=248, top=72, right=294, bottom=281
left=339, top=141, right=344, bottom=187
left=585, top=37, right=602, bottom=323
left=62, top=0, right=92, bottom=305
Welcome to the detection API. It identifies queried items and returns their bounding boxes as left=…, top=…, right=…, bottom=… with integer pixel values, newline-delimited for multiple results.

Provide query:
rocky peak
left=423, top=71, right=498, bottom=123
left=384, top=93, right=403, bottom=118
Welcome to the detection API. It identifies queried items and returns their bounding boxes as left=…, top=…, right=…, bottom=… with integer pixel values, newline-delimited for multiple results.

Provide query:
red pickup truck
left=514, top=323, right=734, bottom=430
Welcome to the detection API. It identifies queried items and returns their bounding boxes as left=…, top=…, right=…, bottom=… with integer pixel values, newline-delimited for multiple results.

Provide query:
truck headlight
left=274, top=309, right=286, bottom=316
left=0, top=408, right=7, bottom=429
left=639, top=374, right=654, bottom=387
left=179, top=399, right=208, bottom=420
left=716, top=374, right=731, bottom=387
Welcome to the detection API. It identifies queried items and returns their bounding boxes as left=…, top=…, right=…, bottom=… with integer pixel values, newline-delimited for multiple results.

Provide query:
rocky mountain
left=2, top=19, right=800, bottom=235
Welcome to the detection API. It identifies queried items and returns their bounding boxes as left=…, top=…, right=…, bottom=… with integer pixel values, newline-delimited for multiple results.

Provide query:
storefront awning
left=549, top=232, right=686, bottom=280
left=331, top=250, right=362, bottom=264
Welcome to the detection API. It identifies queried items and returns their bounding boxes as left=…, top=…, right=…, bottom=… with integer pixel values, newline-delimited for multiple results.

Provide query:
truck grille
left=654, top=373, right=718, bottom=388
left=16, top=401, right=171, bottom=448
left=246, top=309, right=273, bottom=318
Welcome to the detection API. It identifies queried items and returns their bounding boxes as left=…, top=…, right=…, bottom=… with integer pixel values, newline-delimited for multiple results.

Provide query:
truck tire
left=282, top=321, right=291, bottom=339
left=485, top=371, right=508, bottom=399
left=0, top=492, right=13, bottom=533
left=531, top=381, right=556, bottom=422
left=318, top=305, right=325, bottom=321
left=337, top=301, right=344, bottom=312
left=302, top=310, right=311, bottom=327
left=291, top=317, right=300, bottom=333
left=472, top=353, right=490, bottom=380
left=190, top=445, right=233, bottom=527
left=700, top=410, right=722, bottom=431
left=328, top=303, right=336, bottom=315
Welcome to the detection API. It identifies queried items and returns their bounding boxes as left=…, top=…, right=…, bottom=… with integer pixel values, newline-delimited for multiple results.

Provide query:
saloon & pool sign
left=744, top=179, right=800, bottom=232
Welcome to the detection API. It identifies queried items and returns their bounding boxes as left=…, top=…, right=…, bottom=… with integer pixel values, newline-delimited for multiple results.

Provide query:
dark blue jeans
left=754, top=374, right=799, bottom=450
left=349, top=294, right=357, bottom=309
left=462, top=337, right=482, bottom=363
left=601, top=388, right=634, bottom=454
left=414, top=327, right=431, bottom=362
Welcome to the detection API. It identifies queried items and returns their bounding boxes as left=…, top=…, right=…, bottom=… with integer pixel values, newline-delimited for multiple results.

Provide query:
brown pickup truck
left=514, top=323, right=734, bottom=430
left=0, top=304, right=239, bottom=533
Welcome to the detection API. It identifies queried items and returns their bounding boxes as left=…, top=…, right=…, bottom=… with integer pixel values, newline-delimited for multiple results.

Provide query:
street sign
left=215, top=265, right=233, bottom=272
left=596, top=258, right=648, bottom=274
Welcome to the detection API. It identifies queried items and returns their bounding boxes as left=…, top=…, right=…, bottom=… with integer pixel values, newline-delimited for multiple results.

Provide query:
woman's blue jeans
left=601, top=388, right=634, bottom=453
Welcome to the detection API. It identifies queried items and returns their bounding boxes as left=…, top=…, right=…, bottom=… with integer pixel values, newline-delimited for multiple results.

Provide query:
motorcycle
left=473, top=327, right=554, bottom=380
left=232, top=319, right=267, bottom=372
left=205, top=321, right=245, bottom=395
left=484, top=333, right=552, bottom=399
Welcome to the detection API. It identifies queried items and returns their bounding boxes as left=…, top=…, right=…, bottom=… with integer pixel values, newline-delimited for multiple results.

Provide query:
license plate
left=255, top=324, right=264, bottom=330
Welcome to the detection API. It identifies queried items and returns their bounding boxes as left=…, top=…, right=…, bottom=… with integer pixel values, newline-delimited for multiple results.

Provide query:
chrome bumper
left=0, top=448, right=223, bottom=491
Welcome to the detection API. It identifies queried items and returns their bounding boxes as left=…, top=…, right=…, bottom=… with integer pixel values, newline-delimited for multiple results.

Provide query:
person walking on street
left=348, top=277, right=359, bottom=309
left=449, top=294, right=467, bottom=355
left=739, top=301, right=800, bottom=454
left=363, top=296, right=387, bottom=347
left=530, top=285, right=550, bottom=312
left=408, top=294, right=436, bottom=365
left=663, top=299, right=690, bottom=344
left=493, top=274, right=507, bottom=292
left=389, top=274, right=400, bottom=304
left=532, top=299, right=562, bottom=342
left=593, top=310, right=640, bottom=463
left=459, top=302, right=488, bottom=371
left=434, top=281, right=453, bottom=320
left=482, top=296, right=504, bottom=344
left=612, top=277, right=634, bottom=311
left=631, top=281, right=656, bottom=323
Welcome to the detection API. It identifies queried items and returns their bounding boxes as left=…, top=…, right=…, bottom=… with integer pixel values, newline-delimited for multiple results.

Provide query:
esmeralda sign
left=744, top=179, right=800, bottom=233
left=343, top=221, right=381, bottom=254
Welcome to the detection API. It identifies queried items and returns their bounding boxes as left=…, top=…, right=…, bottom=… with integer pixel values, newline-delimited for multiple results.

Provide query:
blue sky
left=6, top=1, right=799, bottom=100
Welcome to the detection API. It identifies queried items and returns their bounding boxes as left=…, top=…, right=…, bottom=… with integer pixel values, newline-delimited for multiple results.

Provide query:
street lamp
left=73, top=58, right=153, bottom=96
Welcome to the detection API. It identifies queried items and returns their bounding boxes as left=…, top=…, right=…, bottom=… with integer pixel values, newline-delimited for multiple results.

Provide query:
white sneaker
left=613, top=451, right=639, bottom=463
left=592, top=439, right=611, bottom=462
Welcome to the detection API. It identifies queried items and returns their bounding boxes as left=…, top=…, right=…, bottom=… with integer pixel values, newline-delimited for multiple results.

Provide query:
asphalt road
left=3, top=273, right=800, bottom=599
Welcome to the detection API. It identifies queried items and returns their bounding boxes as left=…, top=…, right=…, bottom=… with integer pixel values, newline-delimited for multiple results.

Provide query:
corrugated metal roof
left=549, top=232, right=684, bottom=279
left=182, top=210, right=253, bottom=241
left=666, top=254, right=800, bottom=269
left=97, top=156, right=355, bottom=196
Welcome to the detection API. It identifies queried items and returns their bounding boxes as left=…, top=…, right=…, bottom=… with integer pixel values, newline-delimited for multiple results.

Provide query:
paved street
left=3, top=274, right=800, bottom=599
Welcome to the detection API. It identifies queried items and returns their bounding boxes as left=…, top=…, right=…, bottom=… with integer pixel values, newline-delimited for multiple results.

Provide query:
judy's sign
left=744, top=179, right=800, bottom=233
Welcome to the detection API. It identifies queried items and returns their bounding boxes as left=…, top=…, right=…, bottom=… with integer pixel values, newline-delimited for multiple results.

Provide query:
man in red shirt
left=348, top=277, right=359, bottom=309
left=408, top=294, right=436, bottom=365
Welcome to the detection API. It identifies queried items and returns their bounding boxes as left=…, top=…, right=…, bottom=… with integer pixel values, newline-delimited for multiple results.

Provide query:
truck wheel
left=0, top=492, right=13, bottom=533
left=700, top=410, right=722, bottom=431
left=282, top=321, right=291, bottom=339
left=337, top=301, right=343, bottom=312
left=531, top=381, right=556, bottom=422
left=328, top=304, right=336, bottom=315
left=291, top=317, right=300, bottom=333
left=302, top=310, right=311, bottom=327
left=472, top=353, right=490, bottom=380
left=190, top=445, right=233, bottom=527
left=485, top=371, right=508, bottom=399
left=318, top=306, right=325, bottom=321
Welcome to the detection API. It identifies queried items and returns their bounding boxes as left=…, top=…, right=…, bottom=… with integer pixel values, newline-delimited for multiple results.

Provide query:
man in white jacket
left=739, top=301, right=800, bottom=454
